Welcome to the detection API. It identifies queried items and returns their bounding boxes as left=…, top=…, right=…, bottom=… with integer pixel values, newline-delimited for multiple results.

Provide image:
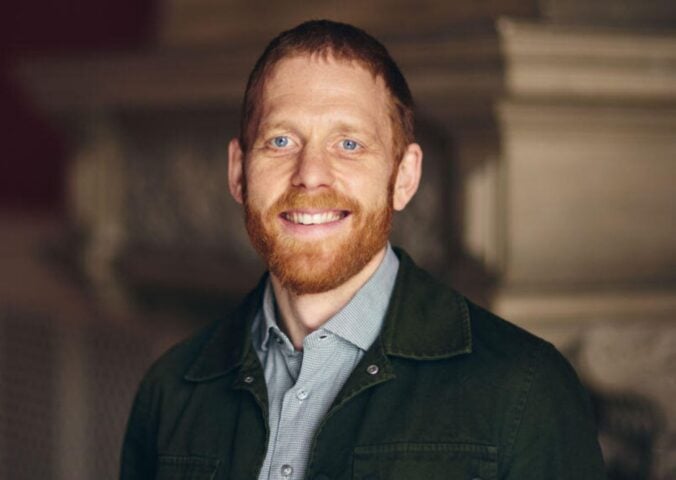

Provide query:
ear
left=228, top=138, right=245, bottom=204
left=392, top=143, right=423, bottom=211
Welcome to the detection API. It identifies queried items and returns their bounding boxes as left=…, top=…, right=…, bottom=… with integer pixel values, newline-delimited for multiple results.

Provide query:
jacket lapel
left=382, top=248, right=472, bottom=360
left=328, top=248, right=472, bottom=415
left=183, top=276, right=267, bottom=382
left=182, top=249, right=472, bottom=411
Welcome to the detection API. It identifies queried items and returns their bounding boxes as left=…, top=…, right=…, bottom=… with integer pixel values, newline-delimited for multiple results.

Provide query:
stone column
left=494, top=19, right=676, bottom=332
left=495, top=19, right=676, bottom=478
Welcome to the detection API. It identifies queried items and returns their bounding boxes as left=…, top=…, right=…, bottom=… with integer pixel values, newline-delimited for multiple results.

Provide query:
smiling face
left=229, top=55, right=421, bottom=294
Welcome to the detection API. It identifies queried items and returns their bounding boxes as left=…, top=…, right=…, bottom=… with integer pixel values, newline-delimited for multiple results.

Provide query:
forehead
left=258, top=55, right=392, bottom=126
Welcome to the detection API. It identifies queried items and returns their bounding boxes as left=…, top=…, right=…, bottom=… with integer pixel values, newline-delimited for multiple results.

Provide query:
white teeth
left=286, top=211, right=343, bottom=225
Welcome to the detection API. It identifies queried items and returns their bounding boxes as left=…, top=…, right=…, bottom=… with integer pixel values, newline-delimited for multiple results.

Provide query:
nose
left=290, top=145, right=334, bottom=189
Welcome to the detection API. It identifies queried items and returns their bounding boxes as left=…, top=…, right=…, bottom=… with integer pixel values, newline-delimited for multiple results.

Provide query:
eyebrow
left=257, top=117, right=376, bottom=137
left=331, top=120, right=370, bottom=135
left=256, top=120, right=294, bottom=134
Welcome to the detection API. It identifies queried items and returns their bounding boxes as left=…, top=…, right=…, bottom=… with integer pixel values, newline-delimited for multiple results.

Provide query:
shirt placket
left=270, top=347, right=307, bottom=479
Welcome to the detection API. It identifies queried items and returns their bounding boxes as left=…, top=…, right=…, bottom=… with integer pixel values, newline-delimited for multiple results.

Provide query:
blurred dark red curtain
left=0, top=0, right=155, bottom=213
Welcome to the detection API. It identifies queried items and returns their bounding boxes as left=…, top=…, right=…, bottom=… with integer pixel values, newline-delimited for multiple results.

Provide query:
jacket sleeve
left=503, top=342, right=607, bottom=479
left=120, top=378, right=157, bottom=480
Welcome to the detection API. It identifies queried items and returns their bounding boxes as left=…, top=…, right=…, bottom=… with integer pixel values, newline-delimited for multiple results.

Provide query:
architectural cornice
left=499, top=18, right=676, bottom=100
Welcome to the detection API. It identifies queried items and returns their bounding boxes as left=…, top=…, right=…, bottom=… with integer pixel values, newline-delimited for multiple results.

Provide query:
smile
left=282, top=210, right=349, bottom=225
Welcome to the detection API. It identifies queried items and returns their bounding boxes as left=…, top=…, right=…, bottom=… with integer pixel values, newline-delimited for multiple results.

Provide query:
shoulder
left=138, top=280, right=264, bottom=392
left=464, top=298, right=582, bottom=395
left=462, top=300, right=604, bottom=475
left=466, top=299, right=552, bottom=359
left=145, top=322, right=217, bottom=383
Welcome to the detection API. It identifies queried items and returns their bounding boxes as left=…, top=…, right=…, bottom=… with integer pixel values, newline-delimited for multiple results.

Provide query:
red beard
left=245, top=187, right=393, bottom=295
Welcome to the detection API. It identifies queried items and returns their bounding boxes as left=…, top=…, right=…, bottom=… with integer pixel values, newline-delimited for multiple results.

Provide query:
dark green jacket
left=120, top=250, right=606, bottom=480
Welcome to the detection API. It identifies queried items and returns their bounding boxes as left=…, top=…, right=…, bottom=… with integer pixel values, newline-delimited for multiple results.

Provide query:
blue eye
left=272, top=136, right=289, bottom=148
left=341, top=139, right=359, bottom=151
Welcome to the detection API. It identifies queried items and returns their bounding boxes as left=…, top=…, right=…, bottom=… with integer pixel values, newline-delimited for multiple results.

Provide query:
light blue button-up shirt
left=252, top=245, right=399, bottom=480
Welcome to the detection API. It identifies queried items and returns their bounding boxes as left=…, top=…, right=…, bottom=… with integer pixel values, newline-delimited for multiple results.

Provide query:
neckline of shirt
left=256, top=243, right=400, bottom=354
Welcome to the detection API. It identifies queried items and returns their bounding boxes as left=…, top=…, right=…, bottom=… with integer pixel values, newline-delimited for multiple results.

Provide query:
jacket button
left=280, top=464, right=293, bottom=477
left=366, top=364, right=379, bottom=375
left=243, top=375, right=255, bottom=384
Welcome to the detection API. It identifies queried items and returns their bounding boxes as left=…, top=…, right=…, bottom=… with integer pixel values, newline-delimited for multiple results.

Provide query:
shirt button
left=296, top=389, right=308, bottom=401
left=281, top=464, right=293, bottom=477
left=243, top=375, right=254, bottom=384
left=366, top=364, right=379, bottom=375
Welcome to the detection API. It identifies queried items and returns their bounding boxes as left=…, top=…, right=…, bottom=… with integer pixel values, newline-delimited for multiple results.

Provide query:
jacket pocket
left=353, top=442, right=497, bottom=480
left=156, top=455, right=220, bottom=480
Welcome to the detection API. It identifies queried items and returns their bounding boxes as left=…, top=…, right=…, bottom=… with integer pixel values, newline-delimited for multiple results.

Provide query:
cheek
left=244, top=181, right=270, bottom=208
left=346, top=177, right=391, bottom=209
left=244, top=166, right=286, bottom=208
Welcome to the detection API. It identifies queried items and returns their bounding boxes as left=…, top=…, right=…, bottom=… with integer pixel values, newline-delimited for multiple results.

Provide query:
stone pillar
left=495, top=19, right=676, bottom=478
left=495, top=19, right=676, bottom=331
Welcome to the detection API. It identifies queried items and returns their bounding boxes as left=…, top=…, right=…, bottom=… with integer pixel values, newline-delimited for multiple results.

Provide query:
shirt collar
left=255, top=280, right=282, bottom=352
left=322, top=244, right=398, bottom=350
left=255, top=243, right=399, bottom=352
left=183, top=247, right=471, bottom=383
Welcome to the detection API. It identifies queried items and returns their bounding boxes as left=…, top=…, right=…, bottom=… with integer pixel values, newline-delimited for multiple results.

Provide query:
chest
left=154, top=358, right=508, bottom=480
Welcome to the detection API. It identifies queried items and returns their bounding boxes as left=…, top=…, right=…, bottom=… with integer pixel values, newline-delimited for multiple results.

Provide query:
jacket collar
left=380, top=248, right=472, bottom=359
left=183, top=280, right=264, bottom=382
left=184, top=248, right=472, bottom=382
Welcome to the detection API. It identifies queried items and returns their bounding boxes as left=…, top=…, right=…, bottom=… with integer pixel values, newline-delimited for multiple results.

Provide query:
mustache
left=269, top=188, right=361, bottom=214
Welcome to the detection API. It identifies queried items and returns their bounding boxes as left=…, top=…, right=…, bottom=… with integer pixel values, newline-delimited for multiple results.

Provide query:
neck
left=270, top=246, right=387, bottom=350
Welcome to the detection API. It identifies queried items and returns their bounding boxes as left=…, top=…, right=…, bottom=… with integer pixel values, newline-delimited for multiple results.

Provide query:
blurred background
left=1, top=0, right=675, bottom=478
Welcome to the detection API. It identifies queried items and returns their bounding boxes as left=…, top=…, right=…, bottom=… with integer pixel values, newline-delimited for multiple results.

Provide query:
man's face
left=230, top=55, right=417, bottom=294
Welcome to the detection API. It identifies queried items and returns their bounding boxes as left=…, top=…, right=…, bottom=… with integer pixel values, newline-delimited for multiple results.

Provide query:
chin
left=269, top=239, right=386, bottom=296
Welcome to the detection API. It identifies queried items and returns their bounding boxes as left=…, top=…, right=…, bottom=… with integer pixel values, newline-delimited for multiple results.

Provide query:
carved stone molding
left=499, top=18, right=676, bottom=100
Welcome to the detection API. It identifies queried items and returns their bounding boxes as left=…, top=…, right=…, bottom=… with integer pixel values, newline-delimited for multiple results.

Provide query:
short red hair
left=239, top=20, right=415, bottom=161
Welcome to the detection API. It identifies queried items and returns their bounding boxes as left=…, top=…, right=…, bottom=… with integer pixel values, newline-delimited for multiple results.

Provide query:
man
left=121, top=20, right=606, bottom=480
